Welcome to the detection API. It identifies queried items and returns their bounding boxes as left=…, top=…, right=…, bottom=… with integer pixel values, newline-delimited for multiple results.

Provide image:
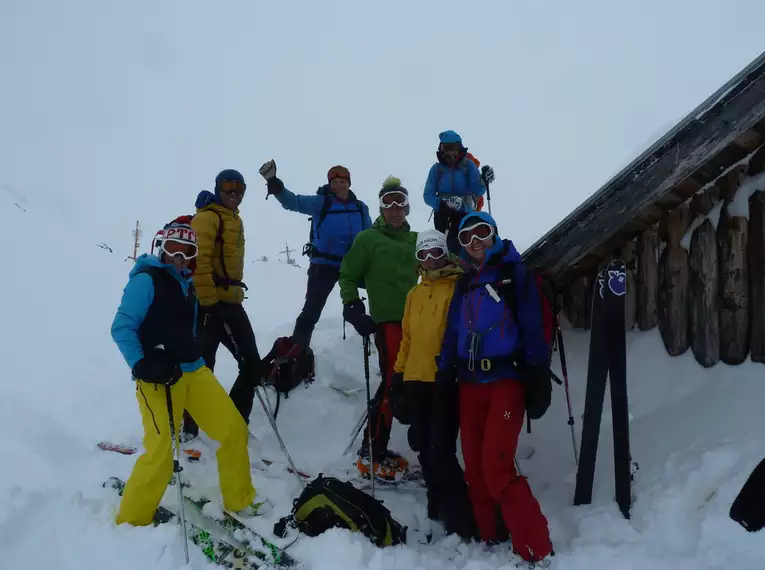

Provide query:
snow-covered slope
left=2, top=193, right=764, bottom=570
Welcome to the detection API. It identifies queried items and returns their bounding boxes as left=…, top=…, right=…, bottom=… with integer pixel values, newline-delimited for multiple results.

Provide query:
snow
left=3, top=192, right=765, bottom=570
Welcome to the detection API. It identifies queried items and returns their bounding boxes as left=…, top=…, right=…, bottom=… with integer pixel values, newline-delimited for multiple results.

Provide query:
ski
left=97, top=441, right=201, bottom=461
left=104, top=477, right=294, bottom=568
left=98, top=441, right=308, bottom=479
left=573, top=259, right=635, bottom=519
left=330, top=385, right=363, bottom=397
left=183, top=496, right=295, bottom=567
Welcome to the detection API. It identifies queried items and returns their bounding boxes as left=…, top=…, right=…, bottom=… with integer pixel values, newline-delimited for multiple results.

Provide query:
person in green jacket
left=340, top=176, right=418, bottom=481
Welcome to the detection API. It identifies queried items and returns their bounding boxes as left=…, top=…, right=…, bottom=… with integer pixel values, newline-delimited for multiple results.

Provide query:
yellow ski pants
left=116, top=366, right=255, bottom=526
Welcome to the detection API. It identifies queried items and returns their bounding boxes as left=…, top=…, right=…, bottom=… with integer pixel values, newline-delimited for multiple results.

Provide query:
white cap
left=416, top=229, right=447, bottom=253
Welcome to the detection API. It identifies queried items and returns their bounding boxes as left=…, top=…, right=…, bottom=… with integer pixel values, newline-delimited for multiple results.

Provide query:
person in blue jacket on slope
left=258, top=160, right=372, bottom=350
left=423, top=130, right=490, bottom=254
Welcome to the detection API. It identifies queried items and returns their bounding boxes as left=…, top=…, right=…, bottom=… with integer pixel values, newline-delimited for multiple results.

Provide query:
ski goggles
left=439, top=143, right=460, bottom=153
left=458, top=221, right=495, bottom=247
left=379, top=191, right=409, bottom=209
left=218, top=179, right=246, bottom=196
left=160, top=239, right=198, bottom=260
left=415, top=246, right=447, bottom=262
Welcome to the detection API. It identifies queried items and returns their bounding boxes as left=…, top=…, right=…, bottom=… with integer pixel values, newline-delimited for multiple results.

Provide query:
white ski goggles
left=416, top=246, right=448, bottom=262
left=458, top=221, right=495, bottom=247
left=379, top=191, right=409, bottom=209
left=160, top=239, right=198, bottom=260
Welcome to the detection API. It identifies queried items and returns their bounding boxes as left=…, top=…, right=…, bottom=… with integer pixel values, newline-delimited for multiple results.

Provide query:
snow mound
left=2, top=192, right=765, bottom=570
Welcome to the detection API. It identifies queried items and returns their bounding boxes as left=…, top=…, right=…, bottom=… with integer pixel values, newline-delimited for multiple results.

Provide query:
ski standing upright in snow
left=573, top=258, right=635, bottom=519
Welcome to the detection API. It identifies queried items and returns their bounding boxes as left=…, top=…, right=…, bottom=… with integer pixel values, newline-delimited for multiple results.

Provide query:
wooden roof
left=522, top=50, right=765, bottom=286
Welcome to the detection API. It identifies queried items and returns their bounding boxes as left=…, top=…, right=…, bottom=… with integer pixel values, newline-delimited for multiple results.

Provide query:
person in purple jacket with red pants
left=436, top=211, right=554, bottom=567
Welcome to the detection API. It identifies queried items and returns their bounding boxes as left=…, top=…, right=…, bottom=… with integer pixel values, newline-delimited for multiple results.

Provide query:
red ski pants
left=459, top=379, right=553, bottom=562
left=362, top=322, right=403, bottom=455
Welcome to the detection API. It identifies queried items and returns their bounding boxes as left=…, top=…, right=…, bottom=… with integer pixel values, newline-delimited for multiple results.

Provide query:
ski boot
left=356, top=449, right=409, bottom=482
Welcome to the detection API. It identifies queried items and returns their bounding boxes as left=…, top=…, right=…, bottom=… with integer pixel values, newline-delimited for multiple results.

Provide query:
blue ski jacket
left=274, top=184, right=372, bottom=267
left=423, top=158, right=486, bottom=213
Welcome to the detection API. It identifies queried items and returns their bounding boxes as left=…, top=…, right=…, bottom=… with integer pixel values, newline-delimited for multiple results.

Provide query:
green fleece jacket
left=339, top=216, right=418, bottom=323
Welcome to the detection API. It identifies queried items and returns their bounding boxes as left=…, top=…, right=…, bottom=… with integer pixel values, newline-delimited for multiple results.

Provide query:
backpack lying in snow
left=261, top=337, right=315, bottom=418
left=273, top=475, right=407, bottom=547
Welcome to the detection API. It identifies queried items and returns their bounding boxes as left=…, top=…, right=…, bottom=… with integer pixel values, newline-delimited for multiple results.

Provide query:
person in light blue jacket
left=110, top=221, right=256, bottom=527
left=423, top=130, right=489, bottom=254
left=258, top=160, right=373, bottom=348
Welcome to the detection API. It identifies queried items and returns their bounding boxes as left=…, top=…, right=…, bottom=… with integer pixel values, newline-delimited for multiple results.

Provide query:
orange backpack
left=466, top=152, right=485, bottom=211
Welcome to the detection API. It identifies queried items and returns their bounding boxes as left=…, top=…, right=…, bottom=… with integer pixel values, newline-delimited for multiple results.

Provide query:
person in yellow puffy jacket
left=389, top=229, right=477, bottom=539
left=182, top=169, right=264, bottom=440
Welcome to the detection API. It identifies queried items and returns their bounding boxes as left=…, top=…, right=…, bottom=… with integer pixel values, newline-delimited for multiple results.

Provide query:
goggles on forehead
left=415, top=246, right=447, bottom=262
left=458, top=221, right=495, bottom=247
left=328, top=166, right=350, bottom=181
left=218, top=179, right=246, bottom=195
left=160, top=239, right=198, bottom=261
left=380, top=191, right=409, bottom=209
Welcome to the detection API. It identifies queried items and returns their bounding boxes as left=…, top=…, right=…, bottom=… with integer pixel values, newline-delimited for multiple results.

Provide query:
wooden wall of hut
left=561, top=142, right=765, bottom=367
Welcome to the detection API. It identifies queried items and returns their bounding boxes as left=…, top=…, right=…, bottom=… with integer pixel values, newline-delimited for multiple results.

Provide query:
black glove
left=525, top=364, right=552, bottom=420
left=435, top=367, right=457, bottom=386
left=480, top=165, right=495, bottom=185
left=132, top=348, right=182, bottom=385
left=266, top=177, right=285, bottom=196
left=389, top=372, right=409, bottom=424
left=343, top=300, right=377, bottom=337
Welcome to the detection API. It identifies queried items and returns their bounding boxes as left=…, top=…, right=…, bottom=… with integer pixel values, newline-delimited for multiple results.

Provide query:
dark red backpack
left=262, top=337, right=316, bottom=419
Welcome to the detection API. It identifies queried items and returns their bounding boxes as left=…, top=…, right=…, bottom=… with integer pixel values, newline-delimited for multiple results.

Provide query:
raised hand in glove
left=259, top=160, right=277, bottom=180
left=525, top=364, right=552, bottom=420
left=259, top=160, right=284, bottom=196
left=480, top=165, right=495, bottom=185
left=342, top=300, right=377, bottom=337
left=132, top=347, right=182, bottom=385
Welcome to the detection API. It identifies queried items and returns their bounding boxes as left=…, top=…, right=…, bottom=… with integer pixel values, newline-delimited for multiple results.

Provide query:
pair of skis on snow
left=573, top=258, right=637, bottom=519
left=104, top=476, right=296, bottom=568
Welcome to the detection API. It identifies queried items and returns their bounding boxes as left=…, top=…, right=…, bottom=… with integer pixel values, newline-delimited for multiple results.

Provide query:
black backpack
left=273, top=475, right=407, bottom=547
left=730, top=458, right=765, bottom=532
left=262, top=337, right=315, bottom=419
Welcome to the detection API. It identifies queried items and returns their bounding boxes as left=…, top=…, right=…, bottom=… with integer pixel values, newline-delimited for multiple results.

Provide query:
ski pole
left=253, top=386, right=306, bottom=489
left=342, top=408, right=368, bottom=456
left=363, top=336, right=375, bottom=498
left=165, top=383, right=190, bottom=564
left=484, top=180, right=492, bottom=216
left=556, top=318, right=578, bottom=466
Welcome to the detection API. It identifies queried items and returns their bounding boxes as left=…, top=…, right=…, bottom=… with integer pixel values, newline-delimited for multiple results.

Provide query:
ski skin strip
left=104, top=477, right=274, bottom=569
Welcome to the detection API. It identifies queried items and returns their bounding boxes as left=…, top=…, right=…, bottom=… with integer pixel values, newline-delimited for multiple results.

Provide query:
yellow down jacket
left=191, top=203, right=246, bottom=306
left=394, top=263, right=464, bottom=382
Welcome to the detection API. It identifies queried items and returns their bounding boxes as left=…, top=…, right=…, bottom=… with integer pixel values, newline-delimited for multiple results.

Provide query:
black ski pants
left=425, top=381, right=479, bottom=539
left=433, top=208, right=467, bottom=255
left=183, top=302, right=262, bottom=437
left=292, top=263, right=340, bottom=348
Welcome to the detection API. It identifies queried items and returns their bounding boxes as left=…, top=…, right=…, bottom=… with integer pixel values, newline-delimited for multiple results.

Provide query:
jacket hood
left=419, top=260, right=464, bottom=283
left=457, top=212, right=521, bottom=267
left=129, top=253, right=191, bottom=280
left=195, top=190, right=222, bottom=209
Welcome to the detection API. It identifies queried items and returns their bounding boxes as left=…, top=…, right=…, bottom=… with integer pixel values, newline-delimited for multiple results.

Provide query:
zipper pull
left=485, top=284, right=500, bottom=303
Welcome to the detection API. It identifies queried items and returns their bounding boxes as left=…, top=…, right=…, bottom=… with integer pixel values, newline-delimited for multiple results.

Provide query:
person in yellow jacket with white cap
left=389, top=229, right=477, bottom=539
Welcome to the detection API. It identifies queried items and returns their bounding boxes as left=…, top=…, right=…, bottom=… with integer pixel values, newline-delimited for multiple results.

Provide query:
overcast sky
left=3, top=0, right=765, bottom=260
